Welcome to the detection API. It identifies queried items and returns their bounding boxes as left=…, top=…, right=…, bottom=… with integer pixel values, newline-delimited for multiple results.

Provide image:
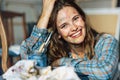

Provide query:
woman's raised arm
left=37, top=0, right=56, bottom=28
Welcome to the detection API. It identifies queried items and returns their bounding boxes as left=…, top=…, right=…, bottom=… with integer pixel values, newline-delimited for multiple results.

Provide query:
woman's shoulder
left=94, top=33, right=119, bottom=56
left=95, top=33, right=118, bottom=48
left=98, top=33, right=117, bottom=41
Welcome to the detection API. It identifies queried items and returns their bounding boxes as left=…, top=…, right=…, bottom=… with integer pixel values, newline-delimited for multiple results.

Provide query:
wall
left=77, top=0, right=117, bottom=8
left=84, top=8, right=120, bottom=41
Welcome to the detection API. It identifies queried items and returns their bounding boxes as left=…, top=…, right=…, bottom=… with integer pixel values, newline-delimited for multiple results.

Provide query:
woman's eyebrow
left=58, top=17, right=66, bottom=23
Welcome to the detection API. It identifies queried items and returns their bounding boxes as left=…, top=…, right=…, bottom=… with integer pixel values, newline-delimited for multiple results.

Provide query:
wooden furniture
left=0, top=10, right=27, bottom=46
left=0, top=16, right=8, bottom=72
left=0, top=10, right=28, bottom=72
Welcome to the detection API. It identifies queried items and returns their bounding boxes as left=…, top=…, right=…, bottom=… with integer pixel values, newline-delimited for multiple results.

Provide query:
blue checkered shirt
left=20, top=25, right=119, bottom=80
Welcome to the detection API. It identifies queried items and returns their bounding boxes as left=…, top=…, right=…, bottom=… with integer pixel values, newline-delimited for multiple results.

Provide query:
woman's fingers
left=42, top=0, right=56, bottom=14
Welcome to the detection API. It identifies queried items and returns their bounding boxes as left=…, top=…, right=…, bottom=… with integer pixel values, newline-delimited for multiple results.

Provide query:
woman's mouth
left=70, top=29, right=82, bottom=38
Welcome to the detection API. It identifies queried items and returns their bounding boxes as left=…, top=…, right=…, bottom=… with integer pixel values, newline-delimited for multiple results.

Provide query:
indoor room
left=0, top=0, right=120, bottom=80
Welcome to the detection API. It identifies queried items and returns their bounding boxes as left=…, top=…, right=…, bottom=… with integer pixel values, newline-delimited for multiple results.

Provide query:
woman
left=20, top=0, right=119, bottom=79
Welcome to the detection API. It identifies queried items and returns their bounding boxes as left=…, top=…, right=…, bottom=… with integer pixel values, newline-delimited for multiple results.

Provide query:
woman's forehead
left=56, top=6, right=79, bottom=23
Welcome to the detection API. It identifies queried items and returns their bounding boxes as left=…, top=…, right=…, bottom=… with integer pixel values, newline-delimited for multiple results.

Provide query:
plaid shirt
left=20, top=25, right=119, bottom=80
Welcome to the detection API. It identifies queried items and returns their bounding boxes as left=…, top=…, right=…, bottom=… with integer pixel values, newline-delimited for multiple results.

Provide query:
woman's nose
left=70, top=23, right=78, bottom=31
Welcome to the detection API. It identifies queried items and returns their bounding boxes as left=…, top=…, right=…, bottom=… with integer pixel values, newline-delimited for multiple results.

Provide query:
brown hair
left=47, top=0, right=97, bottom=65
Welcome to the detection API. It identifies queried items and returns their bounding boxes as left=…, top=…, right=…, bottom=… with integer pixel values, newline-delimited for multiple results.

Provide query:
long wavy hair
left=47, top=0, right=97, bottom=65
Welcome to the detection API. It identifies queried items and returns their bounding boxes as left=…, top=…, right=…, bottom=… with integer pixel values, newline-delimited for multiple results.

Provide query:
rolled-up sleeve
left=20, top=25, right=48, bottom=59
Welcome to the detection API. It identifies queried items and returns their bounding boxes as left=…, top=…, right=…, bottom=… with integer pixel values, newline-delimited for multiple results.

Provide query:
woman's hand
left=51, top=59, right=61, bottom=67
left=42, top=0, right=56, bottom=16
left=37, top=0, right=56, bottom=28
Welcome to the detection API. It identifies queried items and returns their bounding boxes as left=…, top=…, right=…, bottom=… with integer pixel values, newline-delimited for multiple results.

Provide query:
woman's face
left=56, top=6, right=86, bottom=44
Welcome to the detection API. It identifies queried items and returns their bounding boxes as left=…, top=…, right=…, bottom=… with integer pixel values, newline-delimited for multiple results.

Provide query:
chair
left=0, top=15, right=8, bottom=72
left=0, top=11, right=28, bottom=72
left=0, top=10, right=27, bottom=46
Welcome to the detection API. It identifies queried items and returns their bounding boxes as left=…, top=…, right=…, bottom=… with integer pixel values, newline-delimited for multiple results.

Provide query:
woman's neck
left=69, top=43, right=83, bottom=51
left=69, top=44, right=85, bottom=58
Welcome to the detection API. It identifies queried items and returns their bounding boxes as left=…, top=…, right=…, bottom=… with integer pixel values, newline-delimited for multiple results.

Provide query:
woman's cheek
left=58, top=30, right=68, bottom=39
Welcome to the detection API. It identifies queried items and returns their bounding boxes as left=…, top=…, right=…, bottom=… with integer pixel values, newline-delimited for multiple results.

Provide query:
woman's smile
left=70, top=29, right=82, bottom=38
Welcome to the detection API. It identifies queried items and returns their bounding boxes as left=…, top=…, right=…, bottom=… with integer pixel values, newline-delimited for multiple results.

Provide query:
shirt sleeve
left=60, top=34, right=119, bottom=80
left=20, top=25, right=48, bottom=59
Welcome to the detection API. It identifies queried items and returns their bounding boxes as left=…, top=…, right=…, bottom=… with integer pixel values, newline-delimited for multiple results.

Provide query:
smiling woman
left=56, top=6, right=86, bottom=44
left=19, top=0, right=119, bottom=80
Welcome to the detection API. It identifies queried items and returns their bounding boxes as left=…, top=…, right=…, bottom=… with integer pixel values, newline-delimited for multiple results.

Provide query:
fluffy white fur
left=39, top=66, right=81, bottom=80
left=2, top=60, right=38, bottom=80
left=2, top=60, right=81, bottom=80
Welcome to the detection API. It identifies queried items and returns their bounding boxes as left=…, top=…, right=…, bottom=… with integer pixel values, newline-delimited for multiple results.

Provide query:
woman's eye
left=74, top=16, right=79, bottom=21
left=60, top=24, right=67, bottom=29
